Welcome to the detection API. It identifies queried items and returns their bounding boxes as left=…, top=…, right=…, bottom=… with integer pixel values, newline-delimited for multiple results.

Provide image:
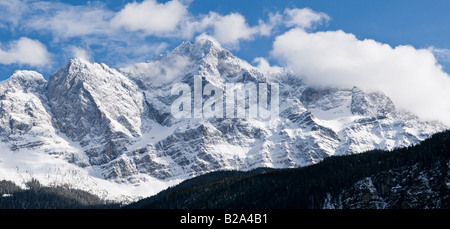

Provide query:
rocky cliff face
left=0, top=39, right=446, bottom=201
left=47, top=59, right=145, bottom=166
left=0, top=71, right=54, bottom=152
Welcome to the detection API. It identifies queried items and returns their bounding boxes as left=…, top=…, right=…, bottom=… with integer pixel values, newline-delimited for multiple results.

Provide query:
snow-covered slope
left=0, top=39, right=446, bottom=201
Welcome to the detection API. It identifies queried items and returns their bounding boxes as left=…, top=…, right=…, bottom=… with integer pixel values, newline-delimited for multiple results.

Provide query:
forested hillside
left=127, top=130, right=450, bottom=209
left=0, top=179, right=119, bottom=209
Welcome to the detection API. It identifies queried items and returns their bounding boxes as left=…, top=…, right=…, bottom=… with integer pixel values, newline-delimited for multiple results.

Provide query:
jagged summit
left=0, top=70, right=45, bottom=93
left=50, top=58, right=87, bottom=78
left=47, top=56, right=144, bottom=156
left=121, top=38, right=260, bottom=87
left=66, top=57, right=90, bottom=66
left=49, top=57, right=120, bottom=84
left=8, top=70, right=45, bottom=82
left=173, top=38, right=231, bottom=60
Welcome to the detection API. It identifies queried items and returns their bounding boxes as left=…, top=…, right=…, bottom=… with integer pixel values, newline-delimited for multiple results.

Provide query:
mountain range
left=0, top=38, right=446, bottom=202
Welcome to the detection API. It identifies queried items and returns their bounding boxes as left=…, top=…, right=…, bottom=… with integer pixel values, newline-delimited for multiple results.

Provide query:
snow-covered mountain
left=0, top=39, right=446, bottom=202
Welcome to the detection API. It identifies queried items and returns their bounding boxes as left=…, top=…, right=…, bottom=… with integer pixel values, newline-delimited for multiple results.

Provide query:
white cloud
left=253, top=57, right=283, bottom=77
left=135, top=43, right=169, bottom=57
left=0, top=37, right=50, bottom=67
left=71, top=47, right=92, bottom=62
left=24, top=2, right=114, bottom=39
left=272, top=28, right=450, bottom=125
left=195, top=33, right=222, bottom=48
left=18, top=0, right=189, bottom=39
left=184, top=11, right=280, bottom=47
left=257, top=12, right=283, bottom=36
left=121, top=53, right=190, bottom=84
left=284, top=8, right=330, bottom=29
left=0, top=0, right=26, bottom=29
left=211, top=13, right=257, bottom=46
left=429, top=47, right=450, bottom=63
left=111, top=0, right=188, bottom=36
left=183, top=8, right=325, bottom=47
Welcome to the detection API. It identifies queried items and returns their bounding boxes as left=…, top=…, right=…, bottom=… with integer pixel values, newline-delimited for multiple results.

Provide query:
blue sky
left=1, top=0, right=450, bottom=81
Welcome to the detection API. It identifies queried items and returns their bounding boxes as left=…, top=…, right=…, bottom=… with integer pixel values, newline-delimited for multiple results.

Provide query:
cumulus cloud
left=0, top=37, right=50, bottom=67
left=257, top=12, right=283, bottom=36
left=121, top=54, right=190, bottom=84
left=183, top=11, right=281, bottom=47
left=111, top=0, right=188, bottom=36
left=195, top=33, right=222, bottom=48
left=179, top=7, right=326, bottom=47
left=272, top=28, right=450, bottom=125
left=22, top=2, right=113, bottom=39
left=253, top=57, right=283, bottom=77
left=211, top=13, right=257, bottom=45
left=8, top=0, right=189, bottom=39
left=19, top=0, right=190, bottom=40
left=284, top=8, right=330, bottom=29
left=71, top=47, right=92, bottom=62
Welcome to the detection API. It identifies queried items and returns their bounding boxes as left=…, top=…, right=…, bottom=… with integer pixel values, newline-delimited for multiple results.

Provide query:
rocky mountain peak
left=173, top=38, right=231, bottom=61
left=1, top=70, right=46, bottom=93
left=49, top=58, right=121, bottom=85
left=122, top=38, right=258, bottom=89
left=350, top=87, right=396, bottom=117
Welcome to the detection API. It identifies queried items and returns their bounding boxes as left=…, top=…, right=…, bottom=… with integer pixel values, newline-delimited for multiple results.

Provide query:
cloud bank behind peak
left=272, top=28, right=450, bottom=126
